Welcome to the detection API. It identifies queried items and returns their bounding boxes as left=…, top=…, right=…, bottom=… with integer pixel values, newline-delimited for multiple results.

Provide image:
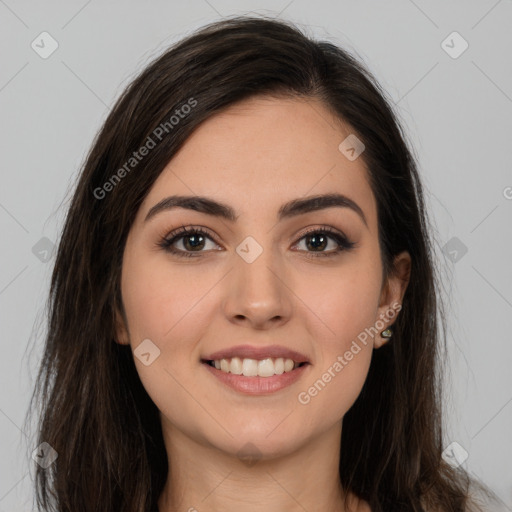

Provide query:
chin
left=207, top=424, right=308, bottom=462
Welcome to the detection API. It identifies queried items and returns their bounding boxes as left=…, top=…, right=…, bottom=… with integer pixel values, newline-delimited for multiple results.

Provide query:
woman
left=26, top=15, right=497, bottom=512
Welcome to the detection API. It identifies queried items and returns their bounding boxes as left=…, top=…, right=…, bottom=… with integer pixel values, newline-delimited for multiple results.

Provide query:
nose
left=222, top=242, right=293, bottom=330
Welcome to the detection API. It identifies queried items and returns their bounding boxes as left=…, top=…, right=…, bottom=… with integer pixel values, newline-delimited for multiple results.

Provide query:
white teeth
left=274, top=358, right=285, bottom=375
left=242, top=358, right=258, bottom=376
left=284, top=358, right=294, bottom=372
left=210, top=357, right=302, bottom=377
left=258, top=358, right=275, bottom=377
left=230, top=356, right=243, bottom=375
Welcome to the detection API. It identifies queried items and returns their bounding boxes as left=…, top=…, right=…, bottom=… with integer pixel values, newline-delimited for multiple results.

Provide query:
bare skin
left=115, top=95, right=410, bottom=512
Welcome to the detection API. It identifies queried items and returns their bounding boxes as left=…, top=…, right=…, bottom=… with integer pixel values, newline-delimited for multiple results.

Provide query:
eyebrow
left=144, top=193, right=368, bottom=227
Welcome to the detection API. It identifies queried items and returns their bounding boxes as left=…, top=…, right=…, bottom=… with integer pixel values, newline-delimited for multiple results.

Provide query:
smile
left=205, top=357, right=306, bottom=377
left=201, top=357, right=310, bottom=395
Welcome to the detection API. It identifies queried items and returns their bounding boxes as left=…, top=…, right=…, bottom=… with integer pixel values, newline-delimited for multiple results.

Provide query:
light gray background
left=1, top=1, right=511, bottom=510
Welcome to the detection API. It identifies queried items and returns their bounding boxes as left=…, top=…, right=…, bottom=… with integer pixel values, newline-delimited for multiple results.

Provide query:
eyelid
left=157, top=224, right=355, bottom=258
left=158, top=225, right=221, bottom=249
left=291, top=225, right=355, bottom=254
left=292, top=224, right=349, bottom=243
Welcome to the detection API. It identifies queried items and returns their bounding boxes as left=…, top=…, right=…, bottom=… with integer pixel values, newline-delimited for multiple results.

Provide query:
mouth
left=201, top=357, right=311, bottom=395
left=201, top=357, right=309, bottom=378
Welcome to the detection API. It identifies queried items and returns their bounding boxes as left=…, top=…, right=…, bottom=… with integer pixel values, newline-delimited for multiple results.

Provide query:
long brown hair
left=25, top=15, right=496, bottom=512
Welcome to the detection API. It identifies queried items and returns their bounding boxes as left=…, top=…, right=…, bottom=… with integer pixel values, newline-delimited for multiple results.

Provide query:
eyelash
left=157, top=225, right=355, bottom=259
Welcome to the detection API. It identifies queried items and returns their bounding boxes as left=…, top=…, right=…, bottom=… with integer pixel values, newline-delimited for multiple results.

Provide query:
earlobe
left=374, top=251, right=411, bottom=348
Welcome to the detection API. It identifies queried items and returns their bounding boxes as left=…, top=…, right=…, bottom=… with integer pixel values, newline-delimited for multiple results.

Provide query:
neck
left=157, top=418, right=349, bottom=512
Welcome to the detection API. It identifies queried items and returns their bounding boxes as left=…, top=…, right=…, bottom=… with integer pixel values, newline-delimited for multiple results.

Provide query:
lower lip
left=202, top=362, right=310, bottom=395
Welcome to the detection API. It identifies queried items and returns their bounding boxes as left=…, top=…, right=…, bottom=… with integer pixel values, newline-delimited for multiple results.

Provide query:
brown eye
left=158, top=226, right=220, bottom=258
left=293, top=227, right=355, bottom=258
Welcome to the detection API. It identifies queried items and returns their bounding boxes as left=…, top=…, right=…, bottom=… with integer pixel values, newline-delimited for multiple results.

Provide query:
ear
left=114, top=305, right=130, bottom=346
left=374, top=251, right=411, bottom=348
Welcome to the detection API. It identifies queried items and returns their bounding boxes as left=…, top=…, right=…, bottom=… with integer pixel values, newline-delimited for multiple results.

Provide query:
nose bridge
left=223, top=233, right=292, bottom=327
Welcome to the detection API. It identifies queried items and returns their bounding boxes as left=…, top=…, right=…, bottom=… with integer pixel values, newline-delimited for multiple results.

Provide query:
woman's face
left=116, top=95, right=410, bottom=460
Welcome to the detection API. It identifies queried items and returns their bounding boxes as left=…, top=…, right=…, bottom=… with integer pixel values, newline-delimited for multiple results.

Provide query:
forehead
left=139, top=96, right=377, bottom=229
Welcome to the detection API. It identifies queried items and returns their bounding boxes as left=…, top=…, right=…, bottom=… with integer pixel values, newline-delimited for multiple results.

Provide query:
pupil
left=307, top=234, right=326, bottom=251
left=185, top=234, right=204, bottom=251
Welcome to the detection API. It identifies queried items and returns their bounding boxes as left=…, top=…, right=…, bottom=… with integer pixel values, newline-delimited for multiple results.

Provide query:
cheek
left=120, top=252, right=216, bottom=342
left=293, top=255, right=380, bottom=419
left=119, top=255, right=211, bottom=429
left=120, top=253, right=216, bottom=395
left=296, top=333, right=373, bottom=429
left=302, top=254, right=382, bottom=350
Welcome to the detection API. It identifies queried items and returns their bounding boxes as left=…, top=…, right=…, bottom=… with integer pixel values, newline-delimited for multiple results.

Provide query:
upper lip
left=202, top=344, right=311, bottom=363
